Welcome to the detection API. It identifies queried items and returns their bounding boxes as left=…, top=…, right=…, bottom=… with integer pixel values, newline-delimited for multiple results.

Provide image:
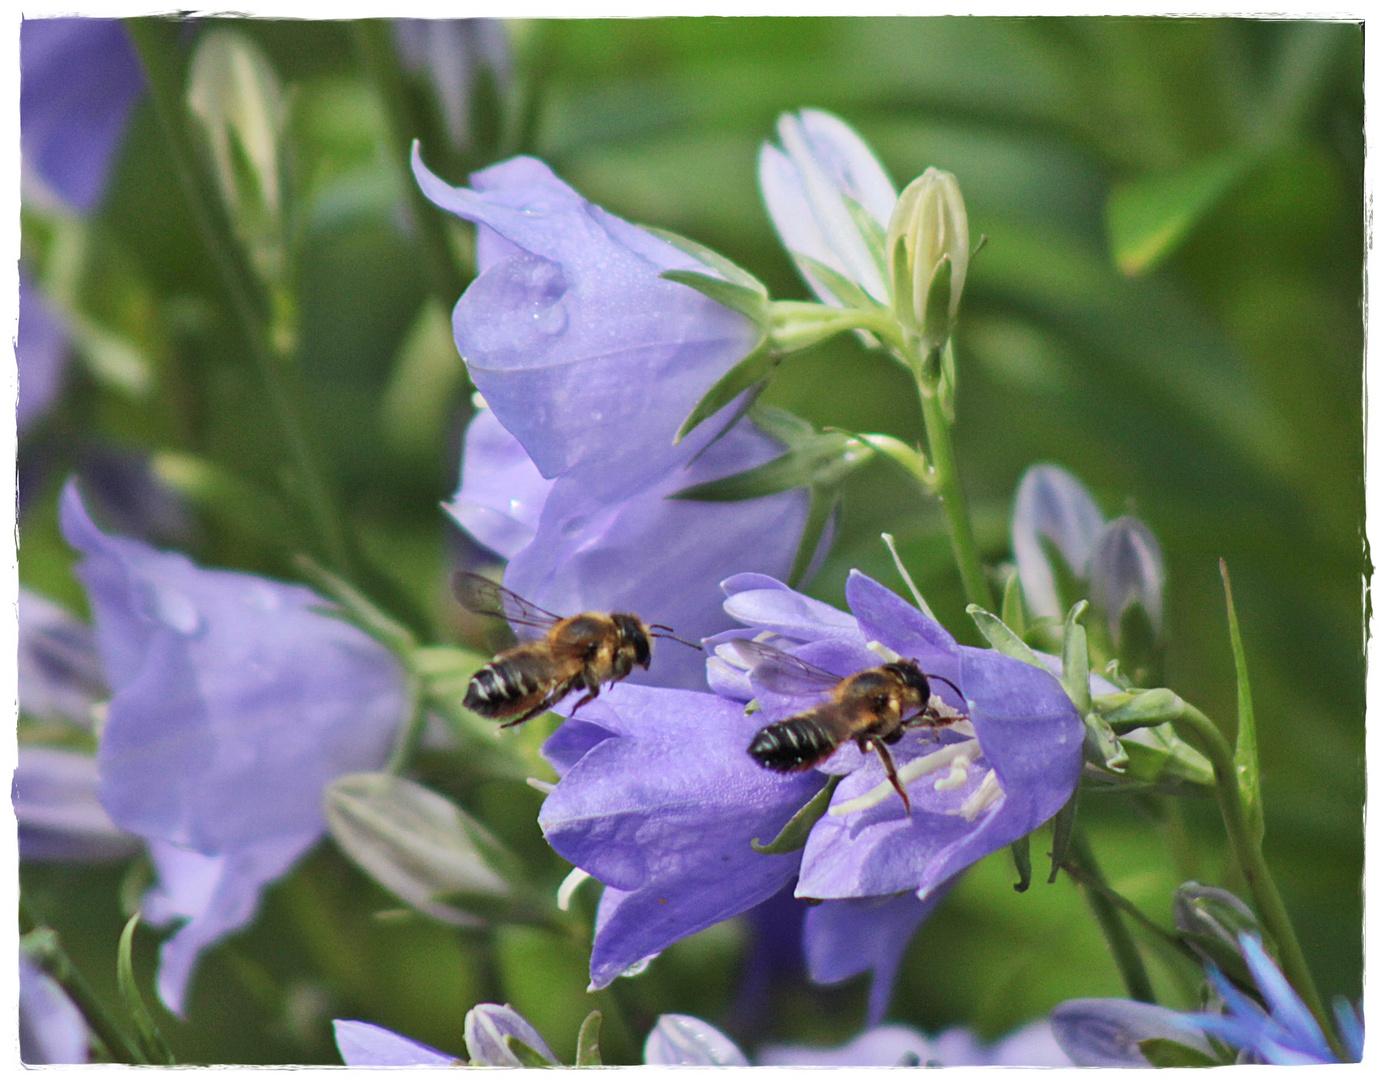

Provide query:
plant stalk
left=1067, top=830, right=1157, bottom=1003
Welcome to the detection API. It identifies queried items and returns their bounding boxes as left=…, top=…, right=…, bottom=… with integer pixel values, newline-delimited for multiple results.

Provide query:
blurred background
left=17, top=17, right=1363, bottom=1064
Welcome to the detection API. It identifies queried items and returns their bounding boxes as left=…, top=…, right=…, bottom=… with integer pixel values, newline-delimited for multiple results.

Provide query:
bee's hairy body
left=464, top=612, right=651, bottom=728
left=748, top=664, right=935, bottom=773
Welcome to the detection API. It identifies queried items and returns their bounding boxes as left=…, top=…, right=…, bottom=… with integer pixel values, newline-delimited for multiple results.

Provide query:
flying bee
left=731, top=639, right=966, bottom=814
left=453, top=572, right=701, bottom=728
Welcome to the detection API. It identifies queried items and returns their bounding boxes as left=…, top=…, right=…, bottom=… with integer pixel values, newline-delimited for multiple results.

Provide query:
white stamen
left=954, top=769, right=1003, bottom=821
left=865, top=640, right=902, bottom=663
left=829, top=737, right=982, bottom=816
left=526, top=777, right=556, bottom=795
left=933, top=754, right=972, bottom=791
left=556, top=866, right=591, bottom=911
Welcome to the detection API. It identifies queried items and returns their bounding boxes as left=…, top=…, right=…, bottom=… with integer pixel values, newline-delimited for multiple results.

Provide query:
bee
left=731, top=639, right=966, bottom=814
left=454, top=572, right=700, bottom=728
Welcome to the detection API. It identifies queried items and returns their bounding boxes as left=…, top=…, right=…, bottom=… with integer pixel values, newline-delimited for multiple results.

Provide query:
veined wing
left=452, top=571, right=563, bottom=631
left=726, top=638, right=843, bottom=695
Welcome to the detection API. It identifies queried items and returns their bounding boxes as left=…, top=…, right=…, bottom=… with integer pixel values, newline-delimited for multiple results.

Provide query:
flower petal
left=413, top=148, right=759, bottom=485
left=1090, top=515, right=1165, bottom=638
left=845, top=570, right=961, bottom=706
left=15, top=747, right=140, bottom=862
left=643, top=1014, right=748, bottom=1066
left=19, top=955, right=91, bottom=1064
left=1050, top=998, right=1214, bottom=1067
left=17, top=586, right=104, bottom=728
left=333, top=1019, right=456, bottom=1066
left=464, top=1002, right=559, bottom=1066
left=445, top=407, right=553, bottom=560
left=1012, top=464, right=1105, bottom=620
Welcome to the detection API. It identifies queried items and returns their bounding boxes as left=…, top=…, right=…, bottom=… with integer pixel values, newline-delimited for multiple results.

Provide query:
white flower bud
left=886, top=168, right=970, bottom=352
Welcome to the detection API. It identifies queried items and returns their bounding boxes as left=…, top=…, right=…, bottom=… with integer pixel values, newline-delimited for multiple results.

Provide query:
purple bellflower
left=60, top=480, right=409, bottom=1014
left=21, top=18, right=144, bottom=214
left=537, top=571, right=1083, bottom=1021
left=417, top=151, right=811, bottom=688
left=334, top=1003, right=557, bottom=1067
left=1051, top=933, right=1361, bottom=1066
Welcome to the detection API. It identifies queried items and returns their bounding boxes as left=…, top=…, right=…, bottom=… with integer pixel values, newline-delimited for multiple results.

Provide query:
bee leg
left=869, top=739, right=912, bottom=818
left=567, top=684, right=601, bottom=717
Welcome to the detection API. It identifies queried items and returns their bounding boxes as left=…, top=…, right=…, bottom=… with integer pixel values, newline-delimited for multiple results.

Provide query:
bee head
left=885, top=661, right=931, bottom=700
left=612, top=613, right=652, bottom=669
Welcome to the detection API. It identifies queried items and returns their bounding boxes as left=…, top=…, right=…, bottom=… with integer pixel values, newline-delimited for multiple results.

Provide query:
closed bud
left=643, top=1015, right=749, bottom=1066
left=464, top=1003, right=559, bottom=1067
left=1090, top=516, right=1165, bottom=643
left=1172, top=882, right=1260, bottom=949
left=886, top=168, right=970, bottom=354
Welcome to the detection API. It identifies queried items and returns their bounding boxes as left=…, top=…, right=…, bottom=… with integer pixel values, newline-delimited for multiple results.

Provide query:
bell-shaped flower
left=19, top=955, right=91, bottom=1064
left=334, top=1002, right=557, bottom=1067
left=1050, top=997, right=1217, bottom=1067
left=393, top=20, right=509, bottom=156
left=1012, top=464, right=1165, bottom=642
left=758, top=109, right=897, bottom=306
left=413, top=149, right=760, bottom=487
left=60, top=480, right=410, bottom=1014
left=21, top=18, right=144, bottom=213
left=538, top=571, right=1082, bottom=1020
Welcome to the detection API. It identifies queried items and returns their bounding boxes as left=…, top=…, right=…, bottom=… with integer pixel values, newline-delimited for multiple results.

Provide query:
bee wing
left=452, top=572, right=563, bottom=630
left=727, top=638, right=843, bottom=695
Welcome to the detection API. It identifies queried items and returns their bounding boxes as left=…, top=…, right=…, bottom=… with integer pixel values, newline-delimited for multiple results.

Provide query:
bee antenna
left=927, top=673, right=964, bottom=700
left=649, top=627, right=703, bottom=650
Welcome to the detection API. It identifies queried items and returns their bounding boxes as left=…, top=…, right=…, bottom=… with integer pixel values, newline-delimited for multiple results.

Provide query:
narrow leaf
left=751, top=776, right=842, bottom=854
left=1061, top=600, right=1092, bottom=715
left=116, top=915, right=174, bottom=1065
left=1137, top=1038, right=1221, bottom=1068
left=890, top=229, right=914, bottom=328
left=966, top=606, right=1045, bottom=669
left=792, top=250, right=882, bottom=312
left=661, top=269, right=770, bottom=324
left=1107, top=148, right=1255, bottom=276
left=857, top=433, right=932, bottom=491
left=295, top=555, right=416, bottom=653
left=1001, top=569, right=1027, bottom=638
left=1010, top=835, right=1032, bottom=893
left=673, top=341, right=776, bottom=444
left=1100, top=688, right=1185, bottom=733
left=575, top=1011, right=603, bottom=1067
left=747, top=403, right=817, bottom=447
left=1221, top=560, right=1263, bottom=845
left=1047, top=790, right=1079, bottom=884
left=881, top=532, right=937, bottom=620
left=643, top=225, right=766, bottom=293
left=921, top=255, right=953, bottom=349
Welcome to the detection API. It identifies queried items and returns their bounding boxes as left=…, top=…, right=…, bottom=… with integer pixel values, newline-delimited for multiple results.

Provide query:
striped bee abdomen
left=748, top=718, right=838, bottom=772
left=464, top=656, right=546, bottom=717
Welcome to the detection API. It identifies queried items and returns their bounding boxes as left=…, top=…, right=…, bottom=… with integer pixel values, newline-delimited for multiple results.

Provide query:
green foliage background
left=19, top=17, right=1363, bottom=1064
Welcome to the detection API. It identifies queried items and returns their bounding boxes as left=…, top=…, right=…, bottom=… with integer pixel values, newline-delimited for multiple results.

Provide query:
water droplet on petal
left=241, top=582, right=281, bottom=613
left=148, top=582, right=202, bottom=635
left=533, top=303, right=567, bottom=335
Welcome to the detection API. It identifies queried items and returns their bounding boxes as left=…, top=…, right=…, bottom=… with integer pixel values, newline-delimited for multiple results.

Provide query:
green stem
left=1170, top=702, right=1347, bottom=1060
left=916, top=377, right=994, bottom=610
left=125, top=18, right=355, bottom=578
left=352, top=20, right=468, bottom=306
left=1067, top=830, right=1157, bottom=1004
left=20, top=899, right=146, bottom=1064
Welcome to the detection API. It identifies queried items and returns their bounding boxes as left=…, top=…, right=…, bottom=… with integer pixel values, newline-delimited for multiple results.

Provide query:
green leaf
left=966, top=606, right=1046, bottom=669
left=856, top=433, right=932, bottom=491
left=748, top=402, right=817, bottom=446
left=575, top=1011, right=603, bottom=1067
left=642, top=225, right=767, bottom=294
left=889, top=225, right=914, bottom=328
left=751, top=776, right=842, bottom=854
left=1010, top=834, right=1032, bottom=893
left=673, top=341, right=777, bottom=444
left=1137, top=1037, right=1221, bottom=1068
left=505, top=1035, right=556, bottom=1068
left=1061, top=600, right=1092, bottom=715
left=116, top=915, right=175, bottom=1065
left=1119, top=724, right=1214, bottom=788
left=669, top=431, right=871, bottom=502
left=1001, top=569, right=1027, bottom=638
left=1047, top=790, right=1079, bottom=885
left=1099, top=687, right=1185, bottom=733
left=1107, top=148, right=1256, bottom=276
left=792, top=250, right=883, bottom=312
left=921, top=254, right=953, bottom=350
left=660, top=269, right=770, bottom=324
left=790, top=485, right=839, bottom=589
left=1221, top=560, right=1263, bottom=845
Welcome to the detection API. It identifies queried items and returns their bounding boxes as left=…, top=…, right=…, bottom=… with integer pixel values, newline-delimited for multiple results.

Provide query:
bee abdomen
left=465, top=661, right=538, bottom=717
left=749, top=718, right=837, bottom=772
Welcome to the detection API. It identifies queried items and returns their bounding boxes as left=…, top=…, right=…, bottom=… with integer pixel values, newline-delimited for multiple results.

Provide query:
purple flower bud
left=1090, top=515, right=1165, bottom=640
left=393, top=20, right=509, bottom=155
left=21, top=18, right=144, bottom=213
left=464, top=1002, right=559, bottom=1066
left=20, top=955, right=91, bottom=1064
left=643, top=1014, right=749, bottom=1066
left=1050, top=998, right=1217, bottom=1067
left=1012, top=464, right=1105, bottom=621
left=333, top=1019, right=456, bottom=1066
left=14, top=747, right=140, bottom=862
left=59, top=480, right=409, bottom=1013
left=759, top=109, right=897, bottom=306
